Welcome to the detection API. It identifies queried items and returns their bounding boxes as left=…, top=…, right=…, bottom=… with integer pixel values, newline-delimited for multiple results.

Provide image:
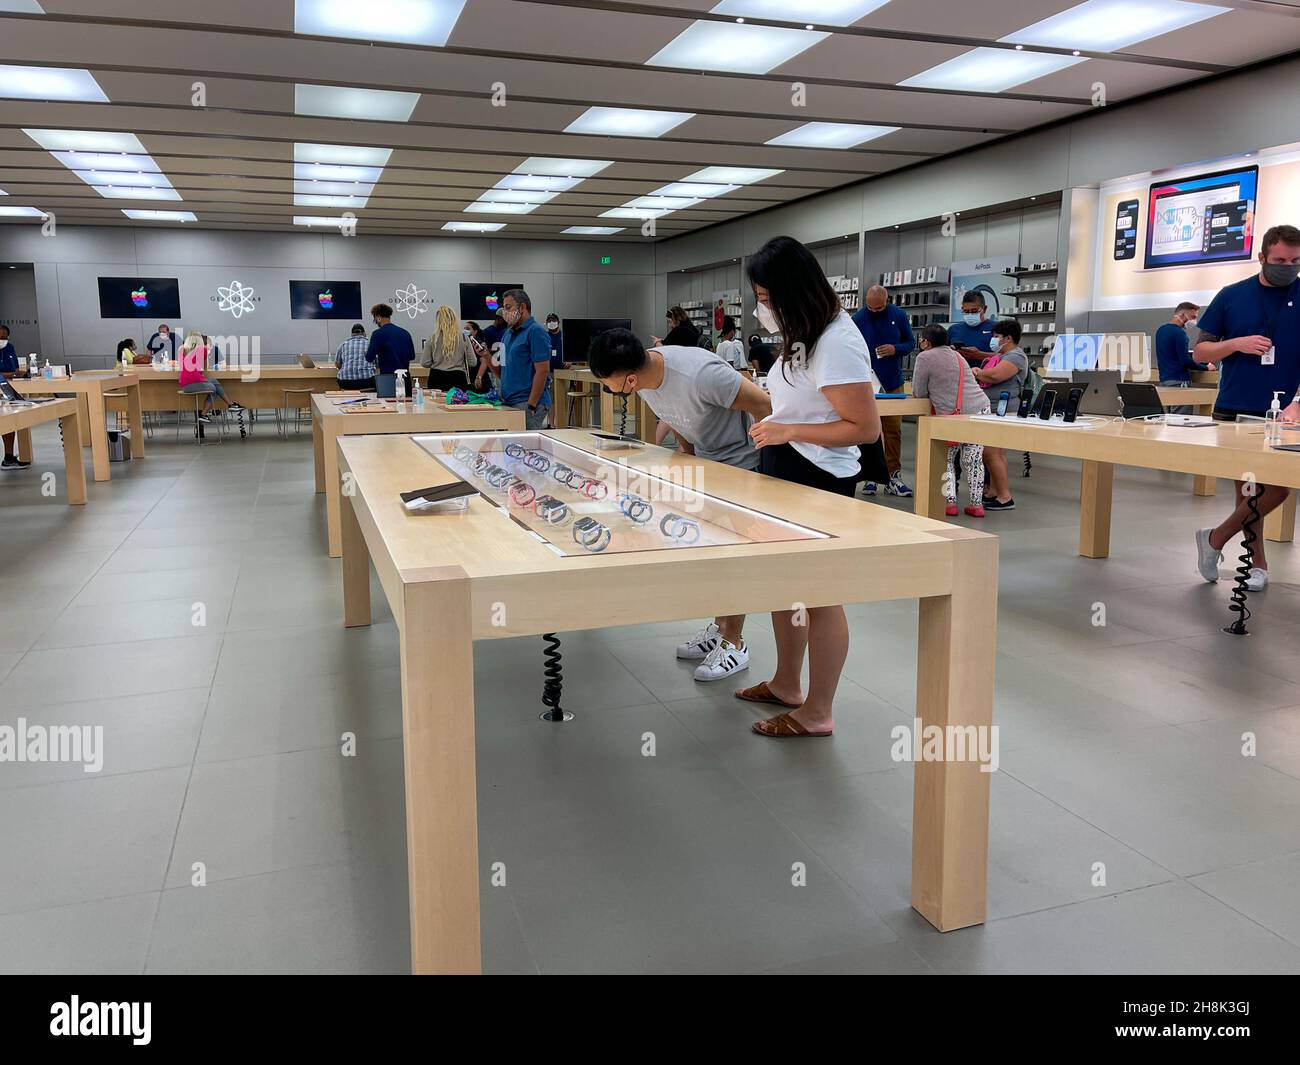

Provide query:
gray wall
left=654, top=54, right=1300, bottom=339
left=0, top=265, right=39, bottom=356
left=1, top=225, right=658, bottom=371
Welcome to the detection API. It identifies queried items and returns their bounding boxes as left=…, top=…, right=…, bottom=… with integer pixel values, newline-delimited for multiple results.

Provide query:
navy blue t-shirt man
left=1154, top=302, right=1209, bottom=384
left=365, top=303, right=415, bottom=397
left=948, top=292, right=997, bottom=366
left=1192, top=223, right=1300, bottom=592
left=851, top=293, right=914, bottom=393
left=500, top=289, right=552, bottom=429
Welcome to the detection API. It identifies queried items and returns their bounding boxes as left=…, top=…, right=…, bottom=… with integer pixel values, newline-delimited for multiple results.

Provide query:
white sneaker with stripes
left=693, top=639, right=750, bottom=681
left=676, top=622, right=721, bottom=660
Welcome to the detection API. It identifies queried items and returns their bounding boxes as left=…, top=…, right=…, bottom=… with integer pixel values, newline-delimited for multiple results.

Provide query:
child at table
left=911, top=324, right=990, bottom=517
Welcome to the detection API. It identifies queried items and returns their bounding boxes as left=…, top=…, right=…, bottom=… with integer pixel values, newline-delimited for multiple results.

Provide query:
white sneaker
left=1246, top=567, right=1269, bottom=592
left=676, top=622, right=721, bottom=660
left=693, top=639, right=749, bottom=681
left=1195, top=528, right=1222, bottom=582
left=861, top=481, right=879, bottom=496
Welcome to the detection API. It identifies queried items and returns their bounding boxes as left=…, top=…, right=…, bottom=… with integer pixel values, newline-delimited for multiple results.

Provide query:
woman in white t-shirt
left=738, top=235, right=882, bottom=739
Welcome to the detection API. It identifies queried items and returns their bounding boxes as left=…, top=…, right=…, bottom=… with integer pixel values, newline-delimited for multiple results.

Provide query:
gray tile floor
left=2, top=420, right=1299, bottom=974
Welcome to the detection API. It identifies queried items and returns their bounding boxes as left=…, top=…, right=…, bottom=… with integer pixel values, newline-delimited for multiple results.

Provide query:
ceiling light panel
left=294, top=215, right=358, bottom=227
left=0, top=65, right=107, bottom=102
left=600, top=206, right=673, bottom=220
left=23, top=129, right=145, bottom=152
left=293, top=162, right=384, bottom=183
left=710, top=0, right=891, bottom=26
left=465, top=201, right=541, bottom=215
left=495, top=174, right=583, bottom=194
left=122, top=210, right=197, bottom=222
left=293, top=179, right=378, bottom=198
left=294, top=143, right=393, bottom=166
left=623, top=195, right=703, bottom=211
left=1001, top=0, right=1229, bottom=53
left=294, top=0, right=468, bottom=47
left=443, top=221, right=505, bottom=232
left=1, top=2, right=47, bottom=13
left=72, top=171, right=175, bottom=191
left=648, top=22, right=828, bottom=75
left=685, top=166, right=784, bottom=185
left=477, top=188, right=560, bottom=205
left=51, top=151, right=160, bottom=174
left=294, top=193, right=369, bottom=208
left=295, top=84, right=420, bottom=122
left=899, top=48, right=1085, bottom=93
left=0, top=206, right=47, bottom=217
left=563, top=226, right=625, bottom=235
left=652, top=181, right=740, bottom=199
left=514, top=158, right=612, bottom=178
left=564, top=107, right=695, bottom=138
left=93, top=186, right=182, bottom=200
left=765, top=122, right=898, bottom=148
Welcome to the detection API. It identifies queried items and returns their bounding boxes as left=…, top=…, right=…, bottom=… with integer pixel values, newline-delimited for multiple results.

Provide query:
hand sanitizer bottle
left=394, top=370, right=407, bottom=411
left=43, top=358, right=53, bottom=380
left=413, top=380, right=424, bottom=412
left=1265, top=391, right=1285, bottom=446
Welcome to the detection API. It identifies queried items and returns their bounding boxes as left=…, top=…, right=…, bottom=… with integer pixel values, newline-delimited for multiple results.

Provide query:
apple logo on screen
left=485, top=292, right=499, bottom=312
left=131, top=287, right=148, bottom=308
left=318, top=289, right=334, bottom=310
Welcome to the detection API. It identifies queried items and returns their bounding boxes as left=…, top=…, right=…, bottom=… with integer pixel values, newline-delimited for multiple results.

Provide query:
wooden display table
left=337, top=429, right=999, bottom=973
left=550, top=366, right=658, bottom=442
left=311, top=393, right=525, bottom=557
left=0, top=398, right=87, bottom=504
left=915, top=414, right=1300, bottom=558
left=15, top=371, right=144, bottom=482
left=103, top=363, right=431, bottom=416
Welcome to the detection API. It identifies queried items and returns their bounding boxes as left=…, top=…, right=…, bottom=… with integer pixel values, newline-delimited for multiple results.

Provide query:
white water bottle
left=1265, top=391, right=1285, bottom=446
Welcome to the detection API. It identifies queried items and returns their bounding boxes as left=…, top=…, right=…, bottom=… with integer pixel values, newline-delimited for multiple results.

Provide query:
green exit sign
left=600, top=255, right=612, bottom=265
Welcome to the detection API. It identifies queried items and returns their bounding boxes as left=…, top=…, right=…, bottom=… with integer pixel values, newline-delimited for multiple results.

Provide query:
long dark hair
left=745, top=236, right=840, bottom=376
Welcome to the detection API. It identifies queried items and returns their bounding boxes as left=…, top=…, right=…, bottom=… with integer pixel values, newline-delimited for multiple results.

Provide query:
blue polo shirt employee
left=850, top=284, right=914, bottom=497
left=499, top=288, right=552, bottom=429
left=1192, top=223, right=1300, bottom=595
left=948, top=291, right=997, bottom=365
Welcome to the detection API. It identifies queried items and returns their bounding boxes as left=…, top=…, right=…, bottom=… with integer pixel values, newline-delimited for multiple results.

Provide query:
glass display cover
left=414, top=432, right=829, bottom=556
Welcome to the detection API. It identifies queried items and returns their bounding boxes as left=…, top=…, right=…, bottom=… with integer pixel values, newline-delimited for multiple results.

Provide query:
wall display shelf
left=828, top=275, right=860, bottom=312
left=879, top=266, right=950, bottom=287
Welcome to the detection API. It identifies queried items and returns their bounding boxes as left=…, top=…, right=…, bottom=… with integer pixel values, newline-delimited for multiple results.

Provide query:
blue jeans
left=1159, top=379, right=1191, bottom=415
left=510, top=403, right=550, bottom=430
left=181, top=379, right=229, bottom=403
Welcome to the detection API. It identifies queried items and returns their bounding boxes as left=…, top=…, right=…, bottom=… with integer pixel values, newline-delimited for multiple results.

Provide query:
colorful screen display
left=459, top=283, right=521, bottom=320
left=1144, top=165, right=1258, bottom=269
left=289, top=280, right=362, bottom=319
left=97, top=277, right=181, bottom=318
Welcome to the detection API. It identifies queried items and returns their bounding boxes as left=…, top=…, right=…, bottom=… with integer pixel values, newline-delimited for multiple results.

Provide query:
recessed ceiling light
left=293, top=162, right=383, bottom=184
left=564, top=106, right=694, bottom=138
left=122, top=209, right=197, bottom=222
left=0, top=206, right=47, bottom=218
left=24, top=129, right=145, bottom=152
left=443, top=221, right=505, bottom=232
left=51, top=150, right=161, bottom=174
left=900, top=48, right=1085, bottom=92
left=600, top=207, right=673, bottom=220
left=476, top=188, right=560, bottom=205
left=495, top=173, right=583, bottom=194
left=294, top=215, right=357, bottom=227
left=92, top=186, right=183, bottom=200
left=647, top=22, right=828, bottom=75
left=514, top=157, right=612, bottom=178
left=623, top=195, right=703, bottom=211
left=0, top=65, right=107, bottom=102
left=295, top=84, right=419, bottom=122
left=711, top=0, right=890, bottom=27
left=295, top=193, right=369, bottom=208
left=294, top=0, right=467, bottom=47
left=294, top=179, right=377, bottom=199
left=685, top=165, right=783, bottom=185
left=765, top=122, right=898, bottom=149
left=562, top=226, right=625, bottom=235
left=71, top=169, right=173, bottom=191
left=294, top=143, right=393, bottom=166
left=0, top=2, right=47, bottom=13
left=1001, top=0, right=1228, bottom=52
left=651, top=181, right=740, bottom=199
left=465, top=201, right=541, bottom=215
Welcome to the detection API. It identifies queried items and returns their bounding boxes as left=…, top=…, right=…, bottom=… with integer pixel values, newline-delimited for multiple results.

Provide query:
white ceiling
left=0, top=0, right=1297, bottom=240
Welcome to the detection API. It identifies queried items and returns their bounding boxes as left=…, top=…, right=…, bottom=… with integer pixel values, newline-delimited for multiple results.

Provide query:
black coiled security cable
left=540, top=633, right=570, bottom=721
left=1223, top=484, right=1261, bottom=636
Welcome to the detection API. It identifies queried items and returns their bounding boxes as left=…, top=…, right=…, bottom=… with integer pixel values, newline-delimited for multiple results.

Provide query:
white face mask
left=962, top=313, right=981, bottom=327
left=989, top=335, right=1001, bottom=352
left=546, top=322, right=559, bottom=332
left=752, top=303, right=779, bottom=334
left=0, top=339, right=8, bottom=349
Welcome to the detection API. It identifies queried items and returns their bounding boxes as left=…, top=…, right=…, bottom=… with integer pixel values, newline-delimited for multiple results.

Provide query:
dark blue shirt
left=366, top=321, right=415, bottom=376
left=1197, top=275, right=1300, bottom=414
left=0, top=343, right=17, bottom=374
left=1154, top=322, right=1205, bottom=383
left=501, top=317, right=552, bottom=408
left=947, top=318, right=996, bottom=358
left=547, top=328, right=564, bottom=369
left=850, top=305, right=914, bottom=392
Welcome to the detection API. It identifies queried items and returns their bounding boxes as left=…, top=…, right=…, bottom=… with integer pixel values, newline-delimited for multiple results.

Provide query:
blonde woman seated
left=421, top=305, right=482, bottom=392
left=178, top=331, right=238, bottom=423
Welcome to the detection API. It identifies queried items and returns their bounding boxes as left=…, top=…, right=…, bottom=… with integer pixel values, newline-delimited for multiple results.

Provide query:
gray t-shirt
left=982, top=346, right=1028, bottom=406
left=912, top=345, right=991, bottom=415
left=640, top=346, right=757, bottom=470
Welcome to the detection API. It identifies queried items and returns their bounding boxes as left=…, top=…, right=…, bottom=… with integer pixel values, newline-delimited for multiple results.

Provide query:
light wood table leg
left=553, top=386, right=571, bottom=429
left=913, top=416, right=948, bottom=520
left=127, top=384, right=145, bottom=458
left=912, top=531, right=997, bottom=931
left=312, top=410, right=325, bottom=494
left=638, top=396, right=658, bottom=444
left=600, top=391, right=616, bottom=434
left=325, top=429, right=343, bottom=558
left=16, top=427, right=33, bottom=464
left=86, top=386, right=111, bottom=482
left=1264, top=490, right=1296, bottom=543
left=60, top=410, right=87, bottom=505
left=76, top=393, right=91, bottom=449
left=341, top=493, right=372, bottom=627
left=400, top=574, right=482, bottom=974
left=1079, top=460, right=1113, bottom=558
left=1193, top=403, right=1215, bottom=496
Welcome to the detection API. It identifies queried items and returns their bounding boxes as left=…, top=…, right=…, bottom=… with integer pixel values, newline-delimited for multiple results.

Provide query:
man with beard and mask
left=1155, top=301, right=1209, bottom=414
left=499, top=289, right=552, bottom=429
left=851, top=284, right=914, bottom=497
left=1193, top=223, right=1300, bottom=592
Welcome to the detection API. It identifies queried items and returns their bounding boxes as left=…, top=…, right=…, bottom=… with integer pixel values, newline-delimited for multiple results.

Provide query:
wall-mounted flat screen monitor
left=1144, top=165, right=1258, bottom=269
left=561, top=318, right=633, bottom=363
left=459, top=283, right=522, bottom=321
left=98, top=276, right=181, bottom=318
left=289, top=280, right=362, bottom=319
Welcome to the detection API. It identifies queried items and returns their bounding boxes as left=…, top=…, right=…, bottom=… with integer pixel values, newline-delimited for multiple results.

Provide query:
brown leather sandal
left=752, top=713, right=833, bottom=739
left=734, top=681, right=801, bottom=709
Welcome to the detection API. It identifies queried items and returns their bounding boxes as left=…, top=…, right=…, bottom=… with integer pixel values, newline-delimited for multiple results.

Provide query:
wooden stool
left=277, top=389, right=313, bottom=436
left=175, top=391, right=226, bottom=444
